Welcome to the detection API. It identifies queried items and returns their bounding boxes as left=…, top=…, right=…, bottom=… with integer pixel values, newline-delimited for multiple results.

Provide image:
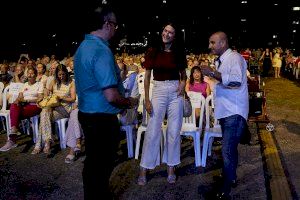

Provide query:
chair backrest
left=0, top=82, right=4, bottom=94
left=7, top=83, right=24, bottom=103
left=1, top=86, right=10, bottom=112
left=1, top=83, right=24, bottom=111
left=184, top=91, right=206, bottom=129
left=205, top=94, right=219, bottom=129
left=137, top=71, right=154, bottom=113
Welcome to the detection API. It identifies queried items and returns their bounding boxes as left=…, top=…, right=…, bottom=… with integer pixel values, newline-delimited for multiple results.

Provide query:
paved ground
left=0, top=77, right=299, bottom=200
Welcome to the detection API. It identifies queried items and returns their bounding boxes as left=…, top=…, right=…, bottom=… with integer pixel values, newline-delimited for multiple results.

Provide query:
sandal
left=74, top=143, right=81, bottom=152
left=43, top=142, right=51, bottom=154
left=65, top=154, right=76, bottom=164
left=137, top=175, right=147, bottom=186
left=167, top=174, right=177, bottom=184
left=31, top=147, right=41, bottom=155
left=167, top=166, right=177, bottom=184
left=137, top=167, right=147, bottom=186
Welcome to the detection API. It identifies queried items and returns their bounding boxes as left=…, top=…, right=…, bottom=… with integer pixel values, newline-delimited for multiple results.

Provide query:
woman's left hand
left=177, top=81, right=186, bottom=96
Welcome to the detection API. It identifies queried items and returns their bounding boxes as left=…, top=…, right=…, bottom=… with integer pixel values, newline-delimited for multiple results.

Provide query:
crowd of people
left=1, top=5, right=300, bottom=200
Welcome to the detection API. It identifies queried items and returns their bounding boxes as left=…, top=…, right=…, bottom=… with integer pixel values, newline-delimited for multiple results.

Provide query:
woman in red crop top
left=138, top=22, right=187, bottom=185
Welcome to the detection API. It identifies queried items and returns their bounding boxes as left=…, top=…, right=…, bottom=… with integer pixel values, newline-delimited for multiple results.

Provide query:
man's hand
left=128, top=97, right=139, bottom=108
left=200, top=65, right=214, bottom=77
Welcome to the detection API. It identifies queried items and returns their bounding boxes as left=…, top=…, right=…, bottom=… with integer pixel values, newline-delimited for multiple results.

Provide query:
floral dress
left=36, top=81, right=74, bottom=146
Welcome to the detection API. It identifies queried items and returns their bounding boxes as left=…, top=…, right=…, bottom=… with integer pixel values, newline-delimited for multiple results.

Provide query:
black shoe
left=213, top=175, right=237, bottom=188
left=231, top=180, right=237, bottom=188
left=215, top=192, right=231, bottom=200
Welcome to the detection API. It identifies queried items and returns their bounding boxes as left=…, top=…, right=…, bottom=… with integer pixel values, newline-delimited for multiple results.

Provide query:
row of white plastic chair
left=130, top=91, right=222, bottom=167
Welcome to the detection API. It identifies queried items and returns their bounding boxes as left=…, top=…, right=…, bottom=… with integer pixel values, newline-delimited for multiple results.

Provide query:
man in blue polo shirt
left=74, top=5, right=138, bottom=200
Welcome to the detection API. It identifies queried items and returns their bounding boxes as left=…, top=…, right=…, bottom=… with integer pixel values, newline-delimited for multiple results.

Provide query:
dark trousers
left=219, top=114, right=247, bottom=194
left=78, top=111, right=119, bottom=200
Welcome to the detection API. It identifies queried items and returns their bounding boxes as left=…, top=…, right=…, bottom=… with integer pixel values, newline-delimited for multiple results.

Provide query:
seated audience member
left=32, top=64, right=76, bottom=155
left=118, top=60, right=139, bottom=126
left=36, top=63, right=48, bottom=88
left=64, top=103, right=84, bottom=163
left=0, top=63, right=13, bottom=87
left=11, top=64, right=27, bottom=83
left=185, top=66, right=210, bottom=123
left=0, top=68, right=43, bottom=151
left=45, top=60, right=59, bottom=91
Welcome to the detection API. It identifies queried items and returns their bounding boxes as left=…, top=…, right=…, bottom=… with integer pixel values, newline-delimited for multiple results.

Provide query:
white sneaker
left=0, top=140, right=17, bottom=152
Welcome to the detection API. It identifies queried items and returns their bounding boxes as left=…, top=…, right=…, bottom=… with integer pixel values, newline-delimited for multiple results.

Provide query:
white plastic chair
left=120, top=124, right=135, bottom=158
left=134, top=101, right=165, bottom=160
left=1, top=83, right=39, bottom=142
left=201, top=94, right=222, bottom=167
left=0, top=83, right=24, bottom=136
left=0, top=82, right=5, bottom=130
left=180, top=91, right=206, bottom=167
left=21, top=115, right=39, bottom=143
left=55, top=118, right=69, bottom=149
left=0, top=86, right=12, bottom=137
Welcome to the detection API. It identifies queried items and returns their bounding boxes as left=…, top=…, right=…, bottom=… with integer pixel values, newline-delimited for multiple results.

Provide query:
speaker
left=249, top=92, right=263, bottom=117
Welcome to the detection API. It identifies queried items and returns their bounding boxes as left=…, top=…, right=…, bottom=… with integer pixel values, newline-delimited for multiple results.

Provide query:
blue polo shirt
left=74, top=34, right=124, bottom=114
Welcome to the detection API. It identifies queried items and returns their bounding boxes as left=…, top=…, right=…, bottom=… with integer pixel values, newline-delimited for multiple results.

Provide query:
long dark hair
left=146, top=21, right=187, bottom=69
left=55, top=64, right=71, bottom=89
left=189, top=66, right=203, bottom=85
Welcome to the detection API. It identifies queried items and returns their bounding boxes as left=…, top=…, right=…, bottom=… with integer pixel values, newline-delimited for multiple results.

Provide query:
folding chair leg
left=135, top=129, right=143, bottom=159
left=194, top=133, right=201, bottom=167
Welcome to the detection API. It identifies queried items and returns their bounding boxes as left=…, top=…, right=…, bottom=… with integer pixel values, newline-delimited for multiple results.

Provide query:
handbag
left=38, top=94, right=60, bottom=108
left=183, top=93, right=192, bottom=117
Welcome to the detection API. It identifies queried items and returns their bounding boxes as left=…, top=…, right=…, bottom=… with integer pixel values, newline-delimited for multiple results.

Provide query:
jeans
left=219, top=114, right=247, bottom=194
left=79, top=111, right=119, bottom=200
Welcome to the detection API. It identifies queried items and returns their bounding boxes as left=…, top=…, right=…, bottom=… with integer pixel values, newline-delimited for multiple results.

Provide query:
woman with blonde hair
left=272, top=48, right=282, bottom=78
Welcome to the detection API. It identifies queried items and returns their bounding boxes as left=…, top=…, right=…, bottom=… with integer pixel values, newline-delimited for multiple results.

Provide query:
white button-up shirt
left=214, top=48, right=249, bottom=120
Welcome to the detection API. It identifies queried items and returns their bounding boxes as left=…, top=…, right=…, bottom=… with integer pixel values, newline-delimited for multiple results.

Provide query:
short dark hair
left=87, top=5, right=115, bottom=31
left=27, top=67, right=37, bottom=76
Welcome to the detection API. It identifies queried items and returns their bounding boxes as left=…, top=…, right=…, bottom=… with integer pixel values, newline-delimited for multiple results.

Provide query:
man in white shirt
left=201, top=32, right=249, bottom=200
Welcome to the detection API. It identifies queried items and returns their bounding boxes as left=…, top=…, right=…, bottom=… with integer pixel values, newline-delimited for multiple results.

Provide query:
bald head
left=208, top=31, right=229, bottom=56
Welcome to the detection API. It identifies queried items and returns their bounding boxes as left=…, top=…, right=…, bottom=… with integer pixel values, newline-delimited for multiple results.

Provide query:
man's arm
left=201, top=65, right=222, bottom=82
left=103, top=87, right=138, bottom=109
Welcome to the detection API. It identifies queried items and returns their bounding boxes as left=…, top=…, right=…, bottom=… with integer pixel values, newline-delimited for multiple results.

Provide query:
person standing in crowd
left=74, top=5, right=138, bottom=200
left=272, top=48, right=282, bottom=78
left=137, top=22, right=187, bottom=186
left=201, top=31, right=249, bottom=199
left=259, top=48, right=272, bottom=77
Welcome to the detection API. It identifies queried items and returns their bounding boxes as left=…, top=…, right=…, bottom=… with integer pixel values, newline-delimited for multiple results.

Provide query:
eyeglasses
left=106, top=20, right=118, bottom=30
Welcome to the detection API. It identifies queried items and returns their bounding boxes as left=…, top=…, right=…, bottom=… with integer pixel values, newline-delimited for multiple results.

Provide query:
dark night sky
left=0, top=0, right=299, bottom=61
